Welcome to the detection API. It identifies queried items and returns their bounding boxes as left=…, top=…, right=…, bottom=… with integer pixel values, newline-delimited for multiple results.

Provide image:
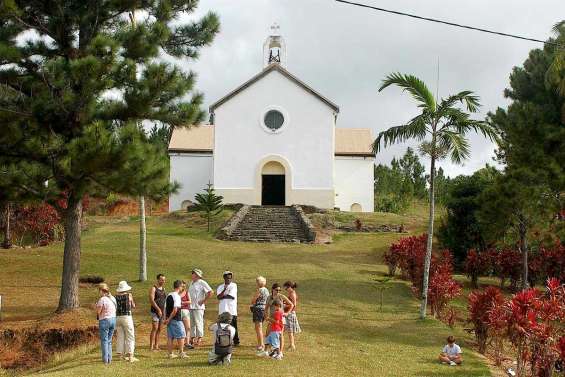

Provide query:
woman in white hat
left=115, top=280, right=137, bottom=362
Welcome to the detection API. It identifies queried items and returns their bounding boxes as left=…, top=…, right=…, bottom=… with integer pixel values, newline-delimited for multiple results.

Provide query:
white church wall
left=213, top=69, right=336, bottom=208
left=334, top=156, right=374, bottom=212
left=169, top=153, right=213, bottom=211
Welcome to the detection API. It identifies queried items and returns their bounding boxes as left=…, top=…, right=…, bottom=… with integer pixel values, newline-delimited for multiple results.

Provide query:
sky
left=179, top=0, right=564, bottom=177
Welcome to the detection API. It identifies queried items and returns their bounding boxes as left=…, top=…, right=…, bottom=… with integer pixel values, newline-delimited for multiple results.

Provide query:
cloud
left=181, top=0, right=563, bottom=177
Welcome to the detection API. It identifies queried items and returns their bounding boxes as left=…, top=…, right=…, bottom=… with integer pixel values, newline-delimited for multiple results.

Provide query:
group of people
left=95, top=269, right=301, bottom=366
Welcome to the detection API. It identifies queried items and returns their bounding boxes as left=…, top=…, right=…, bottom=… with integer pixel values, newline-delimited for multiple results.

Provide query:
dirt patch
left=0, top=308, right=97, bottom=370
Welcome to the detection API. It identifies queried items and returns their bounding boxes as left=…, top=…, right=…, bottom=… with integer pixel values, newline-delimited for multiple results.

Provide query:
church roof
left=335, top=128, right=374, bottom=157
left=169, top=125, right=214, bottom=153
left=169, top=125, right=374, bottom=157
left=209, top=63, right=340, bottom=113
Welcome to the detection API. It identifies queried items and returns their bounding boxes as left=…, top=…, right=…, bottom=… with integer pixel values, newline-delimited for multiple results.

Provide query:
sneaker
left=257, top=351, right=269, bottom=357
left=168, top=353, right=178, bottom=359
left=449, top=361, right=457, bottom=366
left=128, top=356, right=139, bottom=363
left=179, top=352, right=188, bottom=359
left=186, top=344, right=194, bottom=350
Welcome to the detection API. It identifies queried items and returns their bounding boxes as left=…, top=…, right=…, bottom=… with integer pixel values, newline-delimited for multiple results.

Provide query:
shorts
left=285, top=311, right=302, bottom=333
left=189, top=309, right=205, bottom=338
left=151, top=312, right=163, bottom=323
left=167, top=320, right=186, bottom=339
left=265, top=331, right=281, bottom=349
left=208, top=350, right=231, bottom=365
left=181, top=309, right=190, bottom=320
left=251, top=306, right=265, bottom=323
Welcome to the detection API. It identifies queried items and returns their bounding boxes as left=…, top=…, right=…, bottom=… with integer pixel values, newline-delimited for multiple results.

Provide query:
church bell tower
left=263, top=23, right=286, bottom=68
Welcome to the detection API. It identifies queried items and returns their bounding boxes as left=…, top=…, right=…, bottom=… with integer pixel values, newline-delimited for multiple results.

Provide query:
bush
left=383, top=233, right=427, bottom=282
left=12, top=204, right=61, bottom=246
left=427, top=269, right=461, bottom=318
left=488, top=279, right=565, bottom=377
left=79, top=275, right=104, bottom=284
left=464, top=249, right=492, bottom=288
left=467, top=286, right=504, bottom=354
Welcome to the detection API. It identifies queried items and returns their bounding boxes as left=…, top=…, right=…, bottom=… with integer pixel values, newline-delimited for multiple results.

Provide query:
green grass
left=0, top=209, right=491, bottom=377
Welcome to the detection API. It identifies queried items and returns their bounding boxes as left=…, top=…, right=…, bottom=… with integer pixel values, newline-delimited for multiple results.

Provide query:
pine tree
left=194, top=183, right=224, bottom=232
left=0, top=1, right=219, bottom=311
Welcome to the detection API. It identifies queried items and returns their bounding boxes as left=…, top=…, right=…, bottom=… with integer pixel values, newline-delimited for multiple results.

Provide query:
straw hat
left=116, top=280, right=132, bottom=293
left=192, top=268, right=203, bottom=278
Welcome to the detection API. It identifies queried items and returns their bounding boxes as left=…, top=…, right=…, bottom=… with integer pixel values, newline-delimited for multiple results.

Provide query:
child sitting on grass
left=259, top=299, right=284, bottom=360
left=438, top=336, right=463, bottom=366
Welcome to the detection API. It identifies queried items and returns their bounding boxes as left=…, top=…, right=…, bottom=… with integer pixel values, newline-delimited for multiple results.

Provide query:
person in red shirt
left=259, top=300, right=284, bottom=360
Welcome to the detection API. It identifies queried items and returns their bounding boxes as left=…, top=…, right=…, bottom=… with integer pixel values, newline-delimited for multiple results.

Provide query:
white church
left=169, top=26, right=375, bottom=213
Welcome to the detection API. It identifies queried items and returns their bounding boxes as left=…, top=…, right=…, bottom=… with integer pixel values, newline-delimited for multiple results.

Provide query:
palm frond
left=378, top=72, right=436, bottom=111
left=372, top=113, right=429, bottom=154
left=437, top=130, right=471, bottom=164
left=438, top=91, right=481, bottom=113
left=450, top=118, right=499, bottom=143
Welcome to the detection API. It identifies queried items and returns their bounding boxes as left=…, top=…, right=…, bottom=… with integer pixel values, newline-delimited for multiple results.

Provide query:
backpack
left=214, top=323, right=233, bottom=356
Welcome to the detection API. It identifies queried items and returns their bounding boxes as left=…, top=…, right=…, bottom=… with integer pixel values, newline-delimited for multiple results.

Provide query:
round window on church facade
left=263, top=110, right=285, bottom=131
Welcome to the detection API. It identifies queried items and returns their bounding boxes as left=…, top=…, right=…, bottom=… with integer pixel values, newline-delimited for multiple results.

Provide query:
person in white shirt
left=439, top=336, right=463, bottom=365
left=216, top=271, right=239, bottom=345
left=188, top=268, right=213, bottom=347
left=208, top=312, right=236, bottom=365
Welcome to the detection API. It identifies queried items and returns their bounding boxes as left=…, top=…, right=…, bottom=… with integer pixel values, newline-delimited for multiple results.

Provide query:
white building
left=169, top=26, right=375, bottom=212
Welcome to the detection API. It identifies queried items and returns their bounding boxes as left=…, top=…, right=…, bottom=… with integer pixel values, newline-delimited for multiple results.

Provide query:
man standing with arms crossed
left=149, top=274, right=166, bottom=351
left=188, top=268, right=213, bottom=347
left=216, top=271, right=239, bottom=346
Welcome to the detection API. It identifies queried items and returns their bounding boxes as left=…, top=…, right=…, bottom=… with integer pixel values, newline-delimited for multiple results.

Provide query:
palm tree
left=373, top=73, right=497, bottom=319
left=547, top=21, right=565, bottom=96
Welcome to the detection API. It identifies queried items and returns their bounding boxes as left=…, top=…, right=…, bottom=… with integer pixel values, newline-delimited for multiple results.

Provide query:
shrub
left=467, top=286, right=504, bottom=354
left=486, top=248, right=521, bottom=290
left=79, top=275, right=104, bottom=284
left=488, top=279, right=565, bottom=377
left=464, top=249, right=491, bottom=288
left=12, top=204, right=61, bottom=246
left=427, top=267, right=461, bottom=318
left=383, top=233, right=427, bottom=280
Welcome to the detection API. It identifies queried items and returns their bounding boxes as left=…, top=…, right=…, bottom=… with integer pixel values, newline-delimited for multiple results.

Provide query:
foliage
left=374, top=148, right=426, bottom=213
left=0, top=1, right=219, bottom=310
left=467, top=286, right=505, bottom=354
left=374, top=72, right=497, bottom=319
left=463, top=249, right=491, bottom=289
left=384, top=235, right=460, bottom=317
left=488, top=279, right=565, bottom=377
left=438, top=165, right=497, bottom=263
left=194, top=183, right=224, bottom=232
left=12, top=203, right=62, bottom=246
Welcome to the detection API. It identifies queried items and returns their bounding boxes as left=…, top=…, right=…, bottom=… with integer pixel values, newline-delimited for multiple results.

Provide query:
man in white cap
left=216, top=271, right=239, bottom=345
left=188, top=268, right=212, bottom=347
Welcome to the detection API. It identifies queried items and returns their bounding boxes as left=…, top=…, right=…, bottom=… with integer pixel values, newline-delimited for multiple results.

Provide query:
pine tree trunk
left=57, top=197, right=82, bottom=312
left=420, top=157, right=436, bottom=320
left=518, top=216, right=528, bottom=290
left=2, top=202, right=12, bottom=249
left=207, top=212, right=211, bottom=232
left=139, top=195, right=147, bottom=282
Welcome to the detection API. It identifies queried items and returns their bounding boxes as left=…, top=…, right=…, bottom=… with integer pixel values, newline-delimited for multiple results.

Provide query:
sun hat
left=116, top=280, right=132, bottom=293
left=223, top=270, right=233, bottom=277
left=192, top=268, right=203, bottom=278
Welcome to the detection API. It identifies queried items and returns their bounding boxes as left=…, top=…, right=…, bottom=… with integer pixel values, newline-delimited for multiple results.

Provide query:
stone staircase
left=219, top=205, right=315, bottom=243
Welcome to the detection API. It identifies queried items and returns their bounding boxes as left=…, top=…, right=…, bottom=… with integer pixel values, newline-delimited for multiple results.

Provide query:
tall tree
left=373, top=73, right=497, bottom=319
left=398, top=147, right=427, bottom=199
left=437, top=165, right=497, bottom=263
left=0, top=1, right=219, bottom=311
left=487, top=27, right=565, bottom=286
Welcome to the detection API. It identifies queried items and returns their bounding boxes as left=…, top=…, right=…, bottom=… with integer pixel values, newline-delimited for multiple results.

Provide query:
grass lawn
left=0, top=210, right=491, bottom=377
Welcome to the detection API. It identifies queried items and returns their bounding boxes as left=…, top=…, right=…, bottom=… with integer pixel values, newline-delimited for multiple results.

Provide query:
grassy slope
left=0, top=209, right=490, bottom=377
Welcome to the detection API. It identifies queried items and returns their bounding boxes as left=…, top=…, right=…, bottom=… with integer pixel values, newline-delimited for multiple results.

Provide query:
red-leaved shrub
left=467, top=286, right=504, bottom=354
left=12, top=203, right=62, bottom=246
left=464, top=249, right=491, bottom=288
left=427, top=268, right=461, bottom=318
left=487, top=278, right=565, bottom=377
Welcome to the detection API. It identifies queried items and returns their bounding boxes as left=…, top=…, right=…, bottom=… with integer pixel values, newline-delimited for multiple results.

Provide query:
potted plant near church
left=194, top=183, right=224, bottom=232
